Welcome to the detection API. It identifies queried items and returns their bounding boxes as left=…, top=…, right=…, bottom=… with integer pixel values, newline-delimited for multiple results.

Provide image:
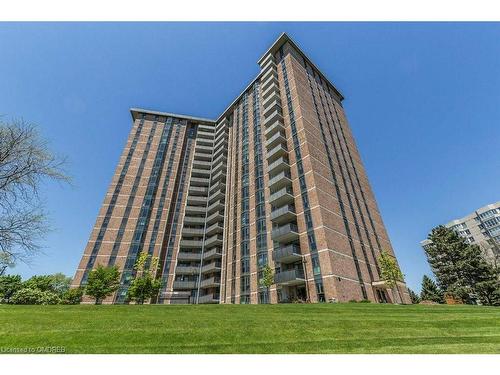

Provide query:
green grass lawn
left=1, top=303, right=499, bottom=354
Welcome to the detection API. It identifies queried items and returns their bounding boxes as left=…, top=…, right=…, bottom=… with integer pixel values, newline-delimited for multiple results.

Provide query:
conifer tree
left=420, top=275, right=443, bottom=303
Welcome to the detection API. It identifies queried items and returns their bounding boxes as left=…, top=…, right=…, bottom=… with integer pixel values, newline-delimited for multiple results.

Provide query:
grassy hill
left=1, top=303, right=499, bottom=353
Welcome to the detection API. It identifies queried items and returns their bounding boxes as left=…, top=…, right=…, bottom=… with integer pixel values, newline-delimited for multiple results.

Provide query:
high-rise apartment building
left=421, top=202, right=500, bottom=263
left=73, top=33, right=410, bottom=304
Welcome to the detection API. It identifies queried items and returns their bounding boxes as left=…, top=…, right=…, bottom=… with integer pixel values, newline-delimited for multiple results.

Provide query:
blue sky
left=1, top=22, right=499, bottom=292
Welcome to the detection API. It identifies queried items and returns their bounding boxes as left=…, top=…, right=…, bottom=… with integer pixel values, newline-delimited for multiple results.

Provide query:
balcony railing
left=200, top=277, right=221, bottom=288
left=271, top=223, right=299, bottom=243
left=175, top=266, right=200, bottom=275
left=266, top=143, right=288, bottom=162
left=173, top=280, right=197, bottom=289
left=179, top=239, right=203, bottom=248
left=177, top=252, right=202, bottom=261
left=270, top=204, right=296, bottom=224
left=269, top=186, right=294, bottom=205
left=201, top=261, right=222, bottom=274
left=274, top=269, right=305, bottom=285
left=272, top=244, right=302, bottom=264
left=198, top=293, right=220, bottom=304
left=267, top=156, right=289, bottom=176
left=203, top=248, right=222, bottom=260
left=268, top=170, right=292, bottom=190
left=205, top=234, right=223, bottom=248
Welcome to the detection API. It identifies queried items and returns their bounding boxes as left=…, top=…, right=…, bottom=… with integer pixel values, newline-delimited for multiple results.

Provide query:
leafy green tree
left=408, top=288, right=421, bottom=304
left=258, top=264, right=274, bottom=303
left=127, top=252, right=161, bottom=304
left=475, top=263, right=500, bottom=306
left=49, top=273, right=72, bottom=295
left=85, top=265, right=120, bottom=304
left=0, top=274, right=22, bottom=303
left=23, top=275, right=54, bottom=292
left=378, top=250, right=404, bottom=303
left=10, top=287, right=60, bottom=305
left=420, top=275, right=443, bottom=303
left=61, top=287, right=84, bottom=305
left=425, top=225, right=498, bottom=303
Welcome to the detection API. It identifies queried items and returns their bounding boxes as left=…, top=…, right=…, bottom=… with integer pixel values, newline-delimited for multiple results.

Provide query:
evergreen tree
left=408, top=288, right=421, bottom=304
left=424, top=225, right=498, bottom=304
left=420, top=275, right=443, bottom=303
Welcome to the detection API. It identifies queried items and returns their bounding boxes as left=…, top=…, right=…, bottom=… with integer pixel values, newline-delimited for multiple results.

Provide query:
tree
left=49, top=272, right=72, bottom=295
left=420, top=275, right=443, bottom=303
left=424, top=225, right=498, bottom=304
left=85, top=265, right=120, bottom=304
left=475, top=262, right=500, bottom=306
left=0, top=274, right=22, bottom=303
left=0, top=252, right=15, bottom=276
left=0, top=119, right=70, bottom=268
left=408, top=288, right=421, bottom=304
left=61, top=287, right=84, bottom=305
left=10, top=287, right=60, bottom=305
left=258, top=264, right=274, bottom=303
left=127, top=252, right=161, bottom=304
left=378, top=250, right=404, bottom=303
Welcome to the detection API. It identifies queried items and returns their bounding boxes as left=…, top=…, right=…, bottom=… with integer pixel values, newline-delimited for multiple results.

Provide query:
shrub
left=10, top=288, right=61, bottom=305
left=0, top=275, right=22, bottom=303
left=348, top=299, right=358, bottom=303
left=61, top=287, right=84, bottom=304
left=359, top=299, right=372, bottom=303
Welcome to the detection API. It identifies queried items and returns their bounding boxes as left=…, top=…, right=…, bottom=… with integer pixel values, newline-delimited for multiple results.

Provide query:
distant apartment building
left=421, top=202, right=500, bottom=263
left=73, top=33, right=410, bottom=304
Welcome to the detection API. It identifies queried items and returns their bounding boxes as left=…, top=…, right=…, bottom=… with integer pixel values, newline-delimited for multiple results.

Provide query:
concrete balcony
left=214, top=136, right=228, bottom=150
left=205, top=234, right=223, bottom=248
left=260, top=53, right=275, bottom=70
left=173, top=280, right=197, bottom=290
left=197, top=130, right=214, bottom=139
left=263, top=99, right=282, bottom=119
left=181, top=227, right=205, bottom=236
left=198, top=293, right=220, bottom=304
left=186, top=195, right=207, bottom=206
left=262, top=81, right=280, bottom=100
left=198, top=124, right=215, bottom=133
left=212, top=154, right=227, bottom=167
left=263, top=108, right=283, bottom=127
left=191, top=168, right=211, bottom=178
left=263, top=90, right=281, bottom=108
left=194, top=152, right=212, bottom=162
left=269, top=186, right=294, bottom=206
left=195, top=144, right=213, bottom=154
left=268, top=170, right=292, bottom=190
left=270, top=204, right=296, bottom=224
left=175, top=266, right=200, bottom=275
left=184, top=205, right=206, bottom=215
left=206, top=211, right=224, bottom=225
left=190, top=176, right=210, bottom=187
left=267, top=143, right=288, bottom=162
left=265, top=131, right=287, bottom=149
left=271, top=223, right=299, bottom=243
left=274, top=269, right=305, bottom=286
left=196, top=138, right=214, bottom=147
left=272, top=244, right=302, bottom=264
left=183, top=216, right=205, bottom=225
left=211, top=170, right=226, bottom=184
left=207, top=200, right=224, bottom=214
left=192, top=159, right=211, bottom=170
left=203, top=248, right=222, bottom=260
left=209, top=181, right=226, bottom=195
left=267, top=156, right=289, bottom=176
left=261, top=65, right=277, bottom=83
left=261, top=73, right=279, bottom=92
left=212, top=162, right=227, bottom=176
left=179, top=239, right=203, bottom=249
left=177, top=252, right=202, bottom=261
left=206, top=222, right=223, bottom=236
left=264, top=120, right=285, bottom=139
left=201, top=261, right=222, bottom=274
left=188, top=186, right=208, bottom=196
left=209, top=188, right=224, bottom=203
left=199, top=277, right=221, bottom=289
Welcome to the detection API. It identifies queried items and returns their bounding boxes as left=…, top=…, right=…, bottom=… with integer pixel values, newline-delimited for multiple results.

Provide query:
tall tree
left=425, top=225, right=498, bottom=304
left=127, top=252, right=161, bottom=304
left=85, top=265, right=120, bottom=304
left=378, top=250, right=405, bottom=303
left=0, top=274, right=22, bottom=303
left=0, top=119, right=69, bottom=268
left=420, top=275, right=443, bottom=303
